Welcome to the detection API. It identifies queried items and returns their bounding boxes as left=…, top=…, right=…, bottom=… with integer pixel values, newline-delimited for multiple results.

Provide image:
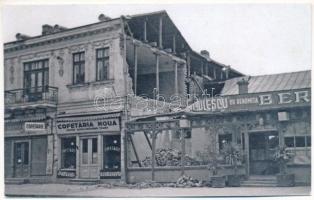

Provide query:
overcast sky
left=1, top=4, right=311, bottom=76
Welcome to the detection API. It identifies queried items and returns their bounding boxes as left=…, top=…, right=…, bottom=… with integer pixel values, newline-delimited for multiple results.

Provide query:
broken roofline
left=125, top=10, right=244, bottom=77
left=125, top=10, right=192, bottom=51
left=191, top=50, right=245, bottom=77
left=127, top=36, right=186, bottom=63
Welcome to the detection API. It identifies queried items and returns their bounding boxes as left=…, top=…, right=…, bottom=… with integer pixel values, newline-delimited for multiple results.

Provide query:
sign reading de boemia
left=56, top=116, right=120, bottom=134
left=190, top=89, right=311, bottom=112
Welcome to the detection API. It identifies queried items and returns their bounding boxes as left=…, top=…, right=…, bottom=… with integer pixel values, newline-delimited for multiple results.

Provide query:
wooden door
left=13, top=141, right=30, bottom=177
left=79, top=137, right=99, bottom=179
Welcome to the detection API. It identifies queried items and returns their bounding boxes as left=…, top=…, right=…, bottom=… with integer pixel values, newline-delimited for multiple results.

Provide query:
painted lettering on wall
left=57, top=170, right=76, bottom=178
left=191, top=89, right=310, bottom=112
left=56, top=117, right=120, bottom=134
left=100, top=171, right=121, bottom=178
left=24, top=122, right=46, bottom=131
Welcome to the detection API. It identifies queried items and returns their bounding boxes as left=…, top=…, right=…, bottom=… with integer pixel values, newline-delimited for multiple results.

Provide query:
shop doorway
left=249, top=132, right=279, bottom=175
left=13, top=141, right=30, bottom=177
left=102, top=135, right=121, bottom=179
left=79, top=137, right=98, bottom=179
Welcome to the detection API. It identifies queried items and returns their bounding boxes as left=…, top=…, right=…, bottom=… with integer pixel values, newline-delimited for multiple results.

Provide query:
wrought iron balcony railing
left=5, top=86, right=58, bottom=107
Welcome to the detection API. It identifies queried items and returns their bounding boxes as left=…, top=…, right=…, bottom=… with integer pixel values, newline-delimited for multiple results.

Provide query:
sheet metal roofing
left=221, top=70, right=311, bottom=95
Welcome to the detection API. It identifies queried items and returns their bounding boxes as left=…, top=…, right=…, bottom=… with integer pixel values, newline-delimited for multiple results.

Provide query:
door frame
left=246, top=129, right=279, bottom=176
left=79, top=136, right=99, bottom=179
left=12, top=139, right=31, bottom=178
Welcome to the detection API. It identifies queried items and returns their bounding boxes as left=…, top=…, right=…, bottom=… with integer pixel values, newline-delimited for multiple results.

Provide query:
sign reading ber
left=190, top=89, right=311, bottom=112
left=57, top=116, right=120, bottom=134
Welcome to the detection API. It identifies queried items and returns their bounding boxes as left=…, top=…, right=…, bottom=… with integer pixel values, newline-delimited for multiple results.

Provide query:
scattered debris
left=141, top=148, right=200, bottom=167
left=175, top=175, right=203, bottom=187
left=97, top=175, right=207, bottom=189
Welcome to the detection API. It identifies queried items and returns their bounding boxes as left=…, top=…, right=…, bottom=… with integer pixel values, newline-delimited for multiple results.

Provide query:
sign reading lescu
left=191, top=89, right=310, bottom=112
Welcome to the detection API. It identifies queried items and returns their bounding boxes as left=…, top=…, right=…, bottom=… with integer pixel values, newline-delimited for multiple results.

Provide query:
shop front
left=187, top=87, right=311, bottom=185
left=56, top=112, right=122, bottom=180
left=124, top=88, right=311, bottom=185
left=4, top=114, right=54, bottom=180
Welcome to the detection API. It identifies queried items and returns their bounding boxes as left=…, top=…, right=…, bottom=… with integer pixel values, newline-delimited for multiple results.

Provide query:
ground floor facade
left=4, top=109, right=54, bottom=181
left=4, top=92, right=311, bottom=186
left=55, top=112, right=123, bottom=180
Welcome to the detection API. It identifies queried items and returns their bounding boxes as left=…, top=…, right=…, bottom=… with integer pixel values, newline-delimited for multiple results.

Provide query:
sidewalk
left=5, top=183, right=311, bottom=197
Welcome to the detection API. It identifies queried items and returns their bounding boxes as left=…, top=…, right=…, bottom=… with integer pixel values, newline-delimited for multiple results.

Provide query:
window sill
left=66, top=79, right=114, bottom=89
left=90, top=79, right=114, bottom=86
left=66, top=83, right=89, bottom=89
left=59, top=168, right=76, bottom=171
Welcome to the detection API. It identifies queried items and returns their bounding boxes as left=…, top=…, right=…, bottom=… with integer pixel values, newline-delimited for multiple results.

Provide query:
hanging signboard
left=24, top=122, right=46, bottom=131
left=56, top=115, right=120, bottom=134
left=189, top=89, right=311, bottom=113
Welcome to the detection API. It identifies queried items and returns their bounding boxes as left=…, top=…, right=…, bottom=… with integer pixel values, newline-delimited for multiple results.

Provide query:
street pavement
left=5, top=183, right=311, bottom=197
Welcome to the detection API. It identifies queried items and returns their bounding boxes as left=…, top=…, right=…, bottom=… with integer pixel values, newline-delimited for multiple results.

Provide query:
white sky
left=1, top=4, right=312, bottom=76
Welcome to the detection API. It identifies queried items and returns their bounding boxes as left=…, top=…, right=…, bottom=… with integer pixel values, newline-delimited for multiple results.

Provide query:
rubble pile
left=184, top=155, right=201, bottom=166
left=128, top=181, right=163, bottom=189
left=155, top=148, right=181, bottom=166
left=175, top=175, right=203, bottom=187
left=141, top=156, right=152, bottom=167
left=141, top=148, right=199, bottom=167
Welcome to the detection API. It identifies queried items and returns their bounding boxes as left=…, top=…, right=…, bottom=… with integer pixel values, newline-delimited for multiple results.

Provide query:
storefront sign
left=190, top=89, right=311, bottom=112
left=104, top=146, right=121, bottom=152
left=100, top=170, right=121, bottom=178
left=57, top=170, right=76, bottom=178
left=24, top=122, right=46, bottom=131
left=56, top=116, right=120, bottom=134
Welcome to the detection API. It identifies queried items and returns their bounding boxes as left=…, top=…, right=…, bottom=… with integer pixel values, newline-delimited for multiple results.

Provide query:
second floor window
left=96, top=48, right=109, bottom=81
left=73, top=52, right=85, bottom=84
left=24, top=59, right=49, bottom=92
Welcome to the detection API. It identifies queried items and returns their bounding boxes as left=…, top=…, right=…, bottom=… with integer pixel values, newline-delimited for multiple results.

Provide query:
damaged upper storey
left=4, top=10, right=244, bottom=103
left=123, top=10, right=244, bottom=98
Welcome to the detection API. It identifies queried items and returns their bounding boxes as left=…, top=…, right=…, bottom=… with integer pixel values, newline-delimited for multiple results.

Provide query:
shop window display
left=61, top=137, right=76, bottom=169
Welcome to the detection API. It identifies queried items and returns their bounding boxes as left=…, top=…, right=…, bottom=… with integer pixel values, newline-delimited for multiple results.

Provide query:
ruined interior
left=124, top=11, right=244, bottom=102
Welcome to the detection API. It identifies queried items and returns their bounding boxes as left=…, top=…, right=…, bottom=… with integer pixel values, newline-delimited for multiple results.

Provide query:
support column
left=180, top=129, right=186, bottom=175
left=134, top=45, right=138, bottom=95
left=155, top=53, right=160, bottom=94
left=174, top=61, right=178, bottom=95
left=213, top=68, right=217, bottom=79
left=159, top=16, right=163, bottom=48
left=187, top=52, right=191, bottom=77
left=151, top=131, right=157, bottom=181
left=172, top=35, right=176, bottom=53
left=98, top=134, right=102, bottom=180
left=76, top=135, right=80, bottom=179
left=143, top=19, right=147, bottom=42
left=201, top=61, right=204, bottom=75
left=244, top=123, right=250, bottom=177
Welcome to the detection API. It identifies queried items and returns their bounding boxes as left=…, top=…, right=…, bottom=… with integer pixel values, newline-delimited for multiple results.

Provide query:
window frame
left=284, top=135, right=311, bottom=149
left=96, top=47, right=110, bottom=81
left=23, top=59, right=49, bottom=92
left=72, top=51, right=85, bottom=84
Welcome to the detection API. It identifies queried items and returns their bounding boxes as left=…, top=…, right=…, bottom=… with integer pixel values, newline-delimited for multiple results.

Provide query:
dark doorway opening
left=249, top=132, right=279, bottom=175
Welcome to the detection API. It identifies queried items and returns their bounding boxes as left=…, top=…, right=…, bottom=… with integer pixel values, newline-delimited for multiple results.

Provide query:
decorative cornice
left=4, top=24, right=121, bottom=54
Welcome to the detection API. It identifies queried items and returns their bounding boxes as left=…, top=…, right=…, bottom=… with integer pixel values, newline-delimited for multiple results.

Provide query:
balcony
left=5, top=86, right=58, bottom=110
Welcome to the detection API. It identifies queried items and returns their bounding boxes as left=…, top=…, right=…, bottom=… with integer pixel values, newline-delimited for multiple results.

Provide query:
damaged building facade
left=4, top=11, right=242, bottom=183
left=126, top=71, right=311, bottom=186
